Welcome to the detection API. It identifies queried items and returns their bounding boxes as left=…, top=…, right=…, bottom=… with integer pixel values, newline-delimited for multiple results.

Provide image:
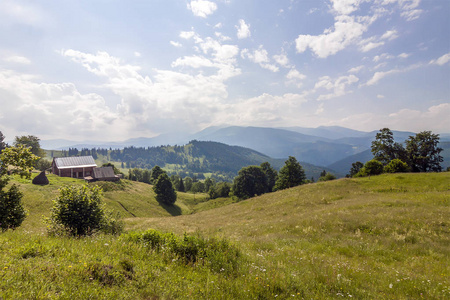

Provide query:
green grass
left=1, top=172, right=449, bottom=299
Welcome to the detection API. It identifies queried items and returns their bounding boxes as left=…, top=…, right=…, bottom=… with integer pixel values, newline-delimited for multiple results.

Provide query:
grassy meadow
left=0, top=172, right=449, bottom=299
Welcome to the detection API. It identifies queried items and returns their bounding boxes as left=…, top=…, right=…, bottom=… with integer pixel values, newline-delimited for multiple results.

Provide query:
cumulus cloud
left=241, top=46, right=279, bottom=72
left=296, top=15, right=368, bottom=58
left=315, top=74, right=359, bottom=100
left=286, top=69, right=306, bottom=87
left=187, top=0, right=217, bottom=18
left=348, top=65, right=364, bottom=73
left=0, top=69, right=121, bottom=140
left=273, top=53, right=290, bottom=67
left=236, top=19, right=251, bottom=39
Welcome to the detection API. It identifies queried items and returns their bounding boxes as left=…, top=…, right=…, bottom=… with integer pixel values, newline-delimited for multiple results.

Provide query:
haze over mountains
left=40, top=126, right=450, bottom=176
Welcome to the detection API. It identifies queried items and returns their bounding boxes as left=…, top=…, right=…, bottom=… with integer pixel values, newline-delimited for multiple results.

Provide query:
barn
left=52, top=156, right=97, bottom=179
left=84, top=166, right=120, bottom=182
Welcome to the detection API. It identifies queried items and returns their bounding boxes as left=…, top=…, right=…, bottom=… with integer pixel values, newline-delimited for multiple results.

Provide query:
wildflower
left=68, top=265, right=72, bottom=268
left=4, top=267, right=8, bottom=270
left=389, top=283, right=393, bottom=288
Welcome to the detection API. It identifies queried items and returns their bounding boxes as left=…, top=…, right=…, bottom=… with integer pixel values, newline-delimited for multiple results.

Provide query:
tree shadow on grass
left=157, top=200, right=182, bottom=216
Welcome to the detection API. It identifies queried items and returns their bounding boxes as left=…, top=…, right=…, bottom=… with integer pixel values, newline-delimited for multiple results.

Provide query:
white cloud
left=187, top=0, right=217, bottom=18
left=170, top=41, right=182, bottom=48
left=366, top=69, right=400, bottom=85
left=286, top=69, right=306, bottom=87
left=134, top=52, right=141, bottom=57
left=398, top=52, right=410, bottom=59
left=273, top=53, right=290, bottom=67
left=348, top=65, right=364, bottom=73
left=387, top=103, right=450, bottom=132
left=227, top=93, right=308, bottom=127
left=330, top=0, right=362, bottom=15
left=236, top=19, right=251, bottom=39
left=4, top=55, right=31, bottom=64
left=401, top=9, right=422, bottom=21
left=373, top=53, right=394, bottom=62
left=171, top=55, right=214, bottom=69
left=315, top=74, right=359, bottom=100
left=381, top=30, right=399, bottom=41
left=377, top=94, right=385, bottom=99
left=241, top=46, right=279, bottom=72
left=360, top=41, right=384, bottom=52
left=295, top=15, right=368, bottom=58
left=0, top=69, right=121, bottom=141
left=429, top=53, right=450, bottom=66
left=180, top=31, right=196, bottom=40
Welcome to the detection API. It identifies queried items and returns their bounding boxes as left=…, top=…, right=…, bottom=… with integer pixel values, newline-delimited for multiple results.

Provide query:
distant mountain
left=191, top=126, right=362, bottom=166
left=280, top=126, right=369, bottom=140
left=107, top=140, right=338, bottom=180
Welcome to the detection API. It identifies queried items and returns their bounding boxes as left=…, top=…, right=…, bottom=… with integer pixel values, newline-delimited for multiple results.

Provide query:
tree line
left=347, top=128, right=444, bottom=177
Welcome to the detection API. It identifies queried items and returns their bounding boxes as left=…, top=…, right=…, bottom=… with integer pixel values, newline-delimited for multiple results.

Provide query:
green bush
left=0, top=182, right=26, bottom=231
left=46, top=185, right=123, bottom=236
left=384, top=159, right=410, bottom=173
left=318, top=172, right=336, bottom=181
left=355, top=159, right=384, bottom=177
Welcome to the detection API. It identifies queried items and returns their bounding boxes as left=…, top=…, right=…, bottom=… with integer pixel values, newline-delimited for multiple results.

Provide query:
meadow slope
left=0, top=172, right=449, bottom=299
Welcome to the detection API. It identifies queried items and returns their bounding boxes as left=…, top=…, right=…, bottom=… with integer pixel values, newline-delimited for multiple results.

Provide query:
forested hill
left=98, top=140, right=335, bottom=181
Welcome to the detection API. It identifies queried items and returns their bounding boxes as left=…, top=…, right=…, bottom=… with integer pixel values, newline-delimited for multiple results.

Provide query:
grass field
left=1, top=172, right=449, bottom=299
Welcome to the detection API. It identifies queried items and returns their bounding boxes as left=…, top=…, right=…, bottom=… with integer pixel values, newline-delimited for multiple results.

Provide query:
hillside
left=2, top=172, right=449, bottom=299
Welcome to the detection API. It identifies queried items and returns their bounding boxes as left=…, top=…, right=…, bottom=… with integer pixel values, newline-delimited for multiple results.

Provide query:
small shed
left=92, top=166, right=120, bottom=182
left=52, top=156, right=97, bottom=179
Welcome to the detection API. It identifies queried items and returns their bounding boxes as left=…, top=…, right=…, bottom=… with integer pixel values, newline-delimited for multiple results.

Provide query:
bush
left=355, top=159, right=384, bottom=177
left=0, top=182, right=26, bottom=231
left=46, top=185, right=123, bottom=236
left=318, top=172, right=336, bottom=181
left=384, top=159, right=410, bottom=173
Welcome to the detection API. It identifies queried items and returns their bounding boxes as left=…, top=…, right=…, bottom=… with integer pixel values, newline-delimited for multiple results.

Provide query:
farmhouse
left=52, top=156, right=97, bottom=179
left=86, top=166, right=120, bottom=182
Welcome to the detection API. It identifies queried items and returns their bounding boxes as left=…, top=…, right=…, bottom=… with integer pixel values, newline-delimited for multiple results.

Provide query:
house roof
left=93, top=166, right=116, bottom=179
left=53, top=156, right=97, bottom=169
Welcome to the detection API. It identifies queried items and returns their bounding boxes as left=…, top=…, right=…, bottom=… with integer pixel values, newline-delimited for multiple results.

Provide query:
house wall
left=54, top=167, right=96, bottom=178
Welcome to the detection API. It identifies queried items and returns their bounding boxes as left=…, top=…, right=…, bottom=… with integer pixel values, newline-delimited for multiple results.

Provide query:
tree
left=347, top=161, right=364, bottom=178
left=405, top=131, right=443, bottom=172
left=274, top=156, right=306, bottom=191
left=46, top=185, right=123, bottom=236
left=320, top=170, right=327, bottom=177
left=0, top=145, right=38, bottom=231
left=384, top=159, right=410, bottom=173
left=184, top=177, right=193, bottom=192
left=232, top=166, right=268, bottom=200
left=371, top=128, right=406, bottom=165
left=153, top=173, right=177, bottom=205
left=14, top=135, right=45, bottom=158
left=0, top=131, right=7, bottom=152
left=151, top=165, right=165, bottom=184
left=36, top=159, right=52, bottom=172
left=178, top=176, right=185, bottom=192
left=260, top=162, right=278, bottom=192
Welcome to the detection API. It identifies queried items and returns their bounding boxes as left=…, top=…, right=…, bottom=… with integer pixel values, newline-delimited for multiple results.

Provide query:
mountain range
left=40, top=126, right=450, bottom=176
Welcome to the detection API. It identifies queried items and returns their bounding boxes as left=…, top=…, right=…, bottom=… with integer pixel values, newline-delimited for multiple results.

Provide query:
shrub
left=384, top=159, right=410, bottom=173
left=355, top=159, right=384, bottom=177
left=46, top=185, right=123, bottom=236
left=0, top=183, right=26, bottom=231
left=318, top=172, right=336, bottom=181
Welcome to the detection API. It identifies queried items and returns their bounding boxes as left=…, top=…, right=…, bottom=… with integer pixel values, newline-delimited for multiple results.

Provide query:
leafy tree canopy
left=371, top=128, right=407, bottom=165
left=232, top=165, right=268, bottom=200
left=274, top=156, right=306, bottom=191
left=405, top=131, right=443, bottom=172
left=14, top=135, right=45, bottom=158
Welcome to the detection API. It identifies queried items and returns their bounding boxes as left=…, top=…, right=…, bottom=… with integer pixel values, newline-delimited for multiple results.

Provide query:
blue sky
left=0, top=0, right=449, bottom=141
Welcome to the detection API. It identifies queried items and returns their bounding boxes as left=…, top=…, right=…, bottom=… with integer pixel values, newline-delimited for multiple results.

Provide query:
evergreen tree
left=151, top=166, right=165, bottom=183
left=153, top=173, right=177, bottom=205
left=274, top=156, right=306, bottom=191
left=232, top=166, right=268, bottom=200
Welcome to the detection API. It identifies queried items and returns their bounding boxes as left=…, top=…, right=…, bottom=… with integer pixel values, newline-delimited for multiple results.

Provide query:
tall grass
left=1, top=172, right=449, bottom=299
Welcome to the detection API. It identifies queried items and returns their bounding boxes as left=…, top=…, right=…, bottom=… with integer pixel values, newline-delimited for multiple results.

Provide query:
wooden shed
left=92, top=166, right=120, bottom=182
left=52, top=156, right=97, bottom=179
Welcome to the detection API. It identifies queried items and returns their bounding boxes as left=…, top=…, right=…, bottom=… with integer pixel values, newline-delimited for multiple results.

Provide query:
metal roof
left=93, top=166, right=116, bottom=179
left=53, top=156, right=97, bottom=169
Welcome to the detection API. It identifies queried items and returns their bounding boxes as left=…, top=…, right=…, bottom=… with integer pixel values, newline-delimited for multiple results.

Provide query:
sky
left=0, top=0, right=449, bottom=142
